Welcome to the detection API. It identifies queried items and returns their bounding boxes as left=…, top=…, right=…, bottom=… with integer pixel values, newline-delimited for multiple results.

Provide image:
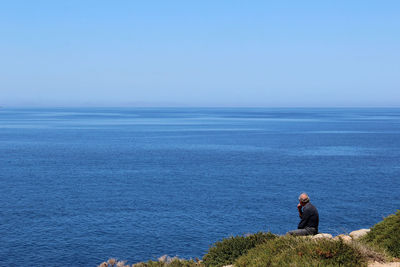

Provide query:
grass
left=132, top=259, right=202, bottom=267
left=98, top=258, right=202, bottom=267
left=202, top=232, right=276, bottom=267
left=101, top=210, right=400, bottom=267
left=362, top=210, right=400, bottom=258
left=235, top=235, right=367, bottom=267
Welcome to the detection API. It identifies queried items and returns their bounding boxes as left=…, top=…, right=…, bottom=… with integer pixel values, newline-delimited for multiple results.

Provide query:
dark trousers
left=287, top=227, right=318, bottom=236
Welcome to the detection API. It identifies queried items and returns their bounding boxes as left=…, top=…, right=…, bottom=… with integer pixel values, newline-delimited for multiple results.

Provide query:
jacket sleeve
left=297, top=207, right=311, bottom=229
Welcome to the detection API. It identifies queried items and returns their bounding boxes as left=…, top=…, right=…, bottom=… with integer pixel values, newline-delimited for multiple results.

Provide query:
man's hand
left=297, top=203, right=303, bottom=217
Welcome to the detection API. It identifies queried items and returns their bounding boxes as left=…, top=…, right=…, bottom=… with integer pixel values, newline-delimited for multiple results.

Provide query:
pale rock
left=349, top=229, right=370, bottom=240
left=368, top=262, right=400, bottom=267
left=311, top=233, right=333, bottom=240
left=158, top=255, right=168, bottom=262
left=333, top=234, right=352, bottom=244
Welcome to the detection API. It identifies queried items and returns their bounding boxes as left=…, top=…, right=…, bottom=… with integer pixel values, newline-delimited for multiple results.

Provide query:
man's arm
left=297, top=203, right=303, bottom=218
left=298, top=207, right=311, bottom=229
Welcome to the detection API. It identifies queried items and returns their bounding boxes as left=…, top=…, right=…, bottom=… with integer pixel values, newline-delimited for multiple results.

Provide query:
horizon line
left=1, top=105, right=400, bottom=109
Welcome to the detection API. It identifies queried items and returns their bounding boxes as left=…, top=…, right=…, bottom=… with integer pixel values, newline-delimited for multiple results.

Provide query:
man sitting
left=287, top=193, right=319, bottom=236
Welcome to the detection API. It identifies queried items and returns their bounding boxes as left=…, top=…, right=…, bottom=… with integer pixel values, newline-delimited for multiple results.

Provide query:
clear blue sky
left=1, top=1, right=399, bottom=107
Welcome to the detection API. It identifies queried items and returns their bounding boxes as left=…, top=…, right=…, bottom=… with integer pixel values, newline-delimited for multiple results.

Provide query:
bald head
left=299, top=193, right=310, bottom=204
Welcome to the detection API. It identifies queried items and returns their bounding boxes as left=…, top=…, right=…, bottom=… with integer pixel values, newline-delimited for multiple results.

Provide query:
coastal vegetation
left=362, top=210, right=400, bottom=258
left=235, top=236, right=365, bottom=267
left=100, top=211, right=399, bottom=267
left=202, top=232, right=276, bottom=266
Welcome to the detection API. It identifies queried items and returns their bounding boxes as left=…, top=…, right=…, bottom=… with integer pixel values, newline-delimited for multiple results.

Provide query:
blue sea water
left=0, top=107, right=399, bottom=266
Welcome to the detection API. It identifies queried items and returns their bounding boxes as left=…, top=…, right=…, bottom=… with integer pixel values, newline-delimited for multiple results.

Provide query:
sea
left=0, top=107, right=399, bottom=266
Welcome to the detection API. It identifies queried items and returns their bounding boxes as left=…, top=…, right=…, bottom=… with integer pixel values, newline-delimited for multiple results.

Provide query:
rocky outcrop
left=333, top=234, right=352, bottom=244
left=368, top=262, right=400, bottom=267
left=349, top=229, right=370, bottom=240
left=302, top=229, right=369, bottom=242
left=311, top=233, right=333, bottom=240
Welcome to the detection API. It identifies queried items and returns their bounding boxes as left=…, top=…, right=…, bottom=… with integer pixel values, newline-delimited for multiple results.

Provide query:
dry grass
left=350, top=240, right=388, bottom=263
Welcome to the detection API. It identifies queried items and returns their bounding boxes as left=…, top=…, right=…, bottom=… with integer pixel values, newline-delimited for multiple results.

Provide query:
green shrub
left=362, top=210, right=400, bottom=258
left=202, top=232, right=276, bottom=267
left=235, top=236, right=366, bottom=267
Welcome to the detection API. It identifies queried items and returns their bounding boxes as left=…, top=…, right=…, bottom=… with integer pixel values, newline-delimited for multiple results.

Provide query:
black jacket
left=298, top=202, right=319, bottom=231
